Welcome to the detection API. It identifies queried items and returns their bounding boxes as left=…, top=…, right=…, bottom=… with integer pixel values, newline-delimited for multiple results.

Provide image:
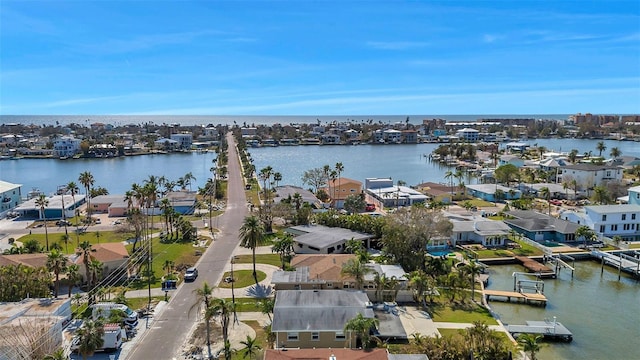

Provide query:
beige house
left=322, top=177, right=362, bottom=209
left=73, top=243, right=129, bottom=282
left=272, top=254, right=411, bottom=302
left=272, top=290, right=373, bottom=349
left=264, top=348, right=392, bottom=360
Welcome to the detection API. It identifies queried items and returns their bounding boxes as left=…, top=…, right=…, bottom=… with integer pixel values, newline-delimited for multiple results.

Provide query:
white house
left=628, top=186, right=640, bottom=206
left=170, top=133, right=193, bottom=149
left=560, top=204, right=640, bottom=241
left=451, top=219, right=512, bottom=247
left=455, top=128, right=480, bottom=142
left=0, top=180, right=22, bottom=218
left=364, top=178, right=428, bottom=207
left=559, top=164, right=623, bottom=191
left=52, top=136, right=81, bottom=157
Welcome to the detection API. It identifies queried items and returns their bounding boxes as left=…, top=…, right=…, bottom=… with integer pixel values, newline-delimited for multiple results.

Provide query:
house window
left=327, top=282, right=333, bottom=288
left=311, top=332, right=320, bottom=341
left=611, top=224, right=618, bottom=231
left=287, top=332, right=299, bottom=341
left=602, top=215, right=607, bottom=221
left=600, top=225, right=605, bottom=233
left=622, top=214, right=626, bottom=221
left=335, top=331, right=346, bottom=341
left=633, top=214, right=636, bottom=220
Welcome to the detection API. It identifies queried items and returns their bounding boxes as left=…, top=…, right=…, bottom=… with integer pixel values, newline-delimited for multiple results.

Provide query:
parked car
left=365, top=203, right=376, bottom=212
left=184, top=267, right=198, bottom=281
left=56, top=220, right=71, bottom=226
left=549, top=199, right=562, bottom=206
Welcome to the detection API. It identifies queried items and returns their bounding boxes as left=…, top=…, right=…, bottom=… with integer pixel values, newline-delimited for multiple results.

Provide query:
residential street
left=126, top=133, right=249, bottom=360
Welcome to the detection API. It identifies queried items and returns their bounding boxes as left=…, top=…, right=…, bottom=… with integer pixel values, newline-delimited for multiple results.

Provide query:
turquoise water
left=486, top=262, right=640, bottom=360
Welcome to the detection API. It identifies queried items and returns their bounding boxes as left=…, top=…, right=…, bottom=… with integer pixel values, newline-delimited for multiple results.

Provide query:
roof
left=264, top=348, right=389, bottom=360
left=0, top=180, right=21, bottom=193
left=15, top=194, right=86, bottom=211
left=91, top=195, right=126, bottom=205
left=291, top=254, right=354, bottom=282
left=74, top=242, right=129, bottom=264
left=504, top=212, right=580, bottom=234
left=328, top=177, right=362, bottom=188
left=288, top=225, right=374, bottom=249
left=452, top=220, right=512, bottom=236
left=522, top=183, right=565, bottom=193
left=629, top=185, right=640, bottom=193
left=388, top=355, right=428, bottom=360
left=0, top=253, right=49, bottom=268
left=272, top=290, right=372, bottom=332
left=366, top=185, right=429, bottom=201
left=465, top=184, right=518, bottom=195
left=274, top=185, right=320, bottom=206
left=562, top=164, right=621, bottom=171
left=584, top=204, right=640, bottom=214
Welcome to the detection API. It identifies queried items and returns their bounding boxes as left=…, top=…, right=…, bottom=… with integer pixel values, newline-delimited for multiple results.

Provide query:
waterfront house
left=559, top=164, right=623, bottom=191
left=323, top=177, right=362, bottom=209
left=401, top=130, right=419, bottom=144
left=504, top=210, right=579, bottom=243
left=14, top=194, right=86, bottom=220
left=52, top=136, right=81, bottom=158
left=321, top=133, right=341, bottom=145
left=465, top=184, right=521, bottom=202
left=455, top=128, right=480, bottom=142
left=628, top=185, right=640, bottom=205
left=264, top=348, right=405, bottom=360
left=241, top=127, right=258, bottom=137
left=271, top=254, right=411, bottom=302
left=154, top=138, right=179, bottom=150
left=91, top=195, right=127, bottom=214
left=164, top=191, right=197, bottom=215
left=414, top=182, right=453, bottom=204
left=170, top=133, right=193, bottom=150
left=560, top=204, right=640, bottom=242
left=271, top=289, right=373, bottom=349
left=451, top=219, right=512, bottom=247
left=286, top=224, right=374, bottom=254
left=365, top=178, right=429, bottom=208
left=498, top=154, right=524, bottom=168
left=273, top=186, right=321, bottom=208
left=0, top=180, right=22, bottom=218
left=72, top=242, right=130, bottom=283
left=505, top=142, right=529, bottom=153
left=518, top=183, right=566, bottom=199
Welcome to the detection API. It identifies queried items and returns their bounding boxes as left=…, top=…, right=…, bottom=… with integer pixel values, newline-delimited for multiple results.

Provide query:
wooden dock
left=484, top=289, right=547, bottom=306
left=507, top=319, right=573, bottom=342
left=515, top=256, right=555, bottom=277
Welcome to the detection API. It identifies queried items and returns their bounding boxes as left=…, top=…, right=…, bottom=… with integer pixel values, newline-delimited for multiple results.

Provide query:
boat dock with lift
left=591, top=250, right=640, bottom=279
left=507, top=317, right=573, bottom=342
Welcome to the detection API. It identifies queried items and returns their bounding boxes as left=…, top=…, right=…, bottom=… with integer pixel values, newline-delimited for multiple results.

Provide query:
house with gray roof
left=560, top=204, right=640, bottom=242
left=451, top=219, right=513, bottom=247
left=505, top=210, right=580, bottom=243
left=286, top=225, right=374, bottom=254
left=465, top=184, right=521, bottom=203
left=273, top=185, right=321, bottom=208
left=272, top=290, right=373, bottom=349
left=559, top=163, right=622, bottom=191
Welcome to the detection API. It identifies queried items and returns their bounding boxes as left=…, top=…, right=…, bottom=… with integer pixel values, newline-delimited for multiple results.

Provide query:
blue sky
left=1, top=1, right=639, bottom=115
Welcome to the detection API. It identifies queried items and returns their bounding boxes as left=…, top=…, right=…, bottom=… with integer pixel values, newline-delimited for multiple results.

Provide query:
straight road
left=127, top=133, right=248, bottom=360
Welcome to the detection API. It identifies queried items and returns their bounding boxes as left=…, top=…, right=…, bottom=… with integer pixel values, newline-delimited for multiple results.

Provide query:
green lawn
left=437, top=328, right=465, bottom=337
left=430, top=302, right=497, bottom=324
left=127, top=296, right=168, bottom=310
left=461, top=199, right=495, bottom=208
left=218, top=270, right=266, bottom=288
left=234, top=253, right=283, bottom=268
left=231, top=320, right=267, bottom=360
left=629, top=243, right=640, bottom=249
left=222, top=298, right=264, bottom=312
left=16, top=230, right=138, bottom=254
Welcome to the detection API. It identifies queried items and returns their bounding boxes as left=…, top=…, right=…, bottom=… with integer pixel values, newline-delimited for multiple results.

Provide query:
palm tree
left=66, top=264, right=81, bottom=298
left=239, top=215, right=265, bottom=286
left=163, top=260, right=174, bottom=277
left=463, top=261, right=483, bottom=301
left=258, top=298, right=274, bottom=322
left=568, top=149, right=578, bottom=164
left=239, top=335, right=262, bottom=359
left=610, top=147, right=622, bottom=158
left=335, top=162, right=344, bottom=202
left=78, top=171, right=95, bottom=220
left=596, top=141, right=606, bottom=157
left=576, top=225, right=596, bottom=248
left=35, top=194, right=50, bottom=251
left=43, top=348, right=66, bottom=360
left=190, top=282, right=215, bottom=360
left=47, top=249, right=68, bottom=298
left=67, top=181, right=81, bottom=246
left=518, top=333, right=543, bottom=360
left=539, top=186, right=551, bottom=215
left=272, top=172, right=282, bottom=189
left=592, top=185, right=610, bottom=205
left=344, top=313, right=379, bottom=349
left=444, top=170, right=454, bottom=196
left=271, top=234, right=294, bottom=269
left=571, top=179, right=578, bottom=199
left=207, top=297, right=235, bottom=360
left=79, top=241, right=93, bottom=288
left=76, top=319, right=105, bottom=360
left=340, top=257, right=372, bottom=290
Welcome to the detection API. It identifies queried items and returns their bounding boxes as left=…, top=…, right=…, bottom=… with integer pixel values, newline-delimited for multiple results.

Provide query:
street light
left=231, top=256, right=238, bottom=324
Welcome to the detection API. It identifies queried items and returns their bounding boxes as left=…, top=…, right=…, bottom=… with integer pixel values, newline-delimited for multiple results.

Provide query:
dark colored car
left=184, top=267, right=198, bottom=281
left=365, top=204, right=376, bottom=212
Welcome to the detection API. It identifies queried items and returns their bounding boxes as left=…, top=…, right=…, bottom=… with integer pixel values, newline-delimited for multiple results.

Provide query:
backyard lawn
left=222, top=298, right=263, bottom=313
left=234, top=253, right=283, bottom=268
left=429, top=302, right=497, bottom=325
left=16, top=230, right=138, bottom=254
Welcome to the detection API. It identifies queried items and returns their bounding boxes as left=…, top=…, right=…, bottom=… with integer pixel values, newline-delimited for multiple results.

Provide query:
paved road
left=126, top=133, right=248, bottom=360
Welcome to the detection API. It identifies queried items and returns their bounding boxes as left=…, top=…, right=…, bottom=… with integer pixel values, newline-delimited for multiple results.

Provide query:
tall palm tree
left=271, top=234, right=294, bottom=269
left=79, top=241, right=93, bottom=288
left=340, top=257, right=372, bottom=290
left=258, top=298, right=274, bottom=322
left=518, top=333, right=543, bottom=360
left=67, top=181, right=81, bottom=246
left=596, top=141, right=606, bottom=157
left=66, top=264, right=81, bottom=298
left=576, top=225, right=596, bottom=248
left=43, top=348, right=67, bottom=360
left=445, top=170, right=454, bottom=196
left=190, top=282, right=215, bottom=360
left=463, top=261, right=483, bottom=302
left=47, top=249, right=68, bottom=298
left=272, top=172, right=282, bottom=189
left=238, top=335, right=262, bottom=359
left=76, top=319, right=105, bottom=360
left=78, top=171, right=95, bottom=220
left=344, top=313, right=379, bottom=349
left=207, top=297, right=235, bottom=360
left=539, top=186, right=551, bottom=215
left=335, top=162, right=344, bottom=202
left=239, top=215, right=265, bottom=286
left=35, top=194, right=50, bottom=251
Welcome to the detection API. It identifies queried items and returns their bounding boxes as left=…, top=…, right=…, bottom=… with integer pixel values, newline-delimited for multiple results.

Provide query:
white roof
left=0, top=180, right=21, bottom=193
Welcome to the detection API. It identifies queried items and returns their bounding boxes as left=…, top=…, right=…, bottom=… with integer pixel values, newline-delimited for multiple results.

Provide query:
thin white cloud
left=482, top=34, right=505, bottom=43
left=366, top=41, right=429, bottom=50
